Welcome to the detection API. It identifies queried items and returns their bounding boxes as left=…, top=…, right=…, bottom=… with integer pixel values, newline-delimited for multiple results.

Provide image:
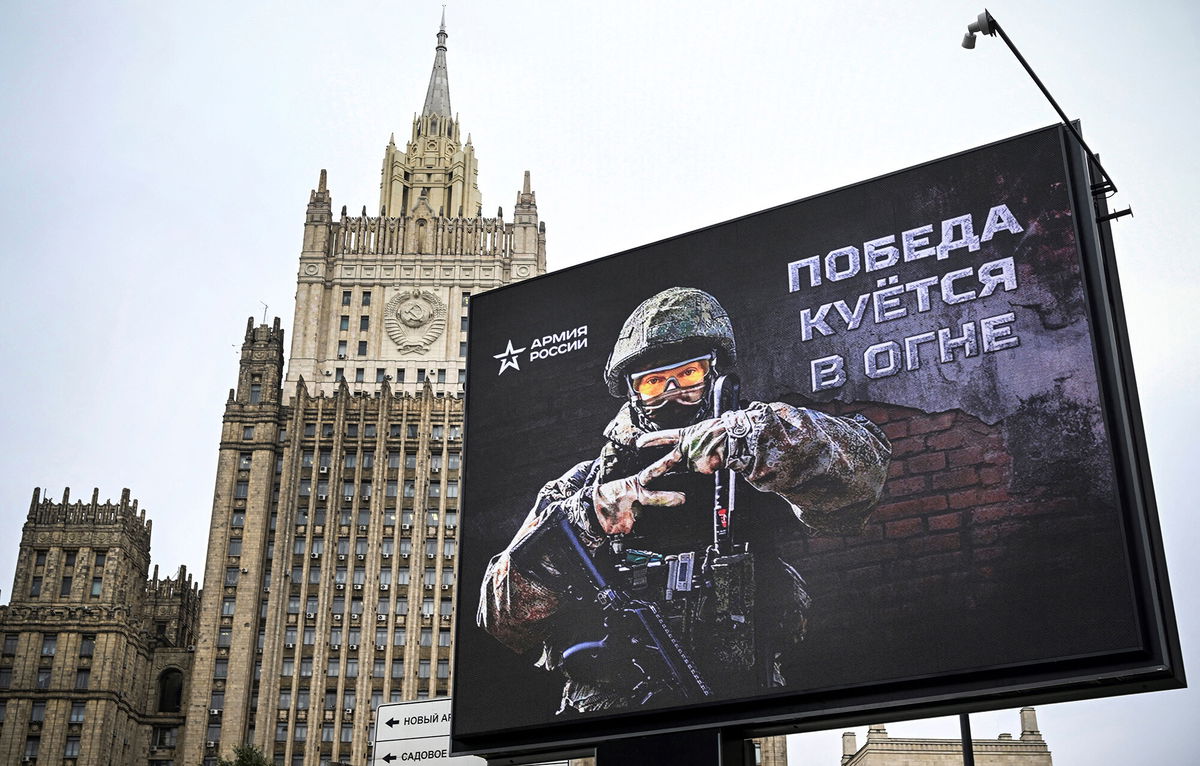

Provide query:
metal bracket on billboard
left=962, top=9, right=1133, bottom=224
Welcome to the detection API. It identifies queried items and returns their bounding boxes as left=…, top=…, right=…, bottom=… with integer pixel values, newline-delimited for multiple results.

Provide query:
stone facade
left=179, top=17, right=554, bottom=766
left=841, top=709, right=1051, bottom=766
left=0, top=488, right=200, bottom=765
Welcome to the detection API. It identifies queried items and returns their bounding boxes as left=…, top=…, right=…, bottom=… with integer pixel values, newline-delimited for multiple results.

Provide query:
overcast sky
left=0, top=1, right=1196, bottom=763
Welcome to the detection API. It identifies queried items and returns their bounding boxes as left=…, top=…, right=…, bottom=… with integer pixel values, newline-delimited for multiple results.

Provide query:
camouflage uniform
left=476, top=288, right=891, bottom=712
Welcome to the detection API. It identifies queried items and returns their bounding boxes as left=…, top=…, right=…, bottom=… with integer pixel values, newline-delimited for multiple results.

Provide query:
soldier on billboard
left=477, top=287, right=891, bottom=713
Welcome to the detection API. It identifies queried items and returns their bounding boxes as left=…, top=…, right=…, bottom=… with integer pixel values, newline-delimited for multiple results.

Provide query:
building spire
left=422, top=10, right=452, bottom=118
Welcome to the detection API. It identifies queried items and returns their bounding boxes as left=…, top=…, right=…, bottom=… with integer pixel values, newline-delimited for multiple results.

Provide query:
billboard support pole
left=961, top=10, right=1132, bottom=222
left=959, top=714, right=976, bottom=766
left=592, top=728, right=749, bottom=766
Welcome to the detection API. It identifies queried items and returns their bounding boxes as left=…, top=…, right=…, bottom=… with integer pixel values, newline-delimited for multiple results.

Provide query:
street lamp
left=962, top=9, right=1131, bottom=222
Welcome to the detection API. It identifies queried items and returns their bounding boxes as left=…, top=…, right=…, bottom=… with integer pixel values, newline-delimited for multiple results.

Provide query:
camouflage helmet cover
left=604, top=287, right=736, bottom=397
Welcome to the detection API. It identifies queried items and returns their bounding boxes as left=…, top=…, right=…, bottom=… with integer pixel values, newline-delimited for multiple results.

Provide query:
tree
left=216, top=744, right=273, bottom=766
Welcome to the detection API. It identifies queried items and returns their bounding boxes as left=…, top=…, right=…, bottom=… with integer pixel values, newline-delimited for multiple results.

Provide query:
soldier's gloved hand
left=592, top=450, right=685, bottom=535
left=637, top=415, right=731, bottom=474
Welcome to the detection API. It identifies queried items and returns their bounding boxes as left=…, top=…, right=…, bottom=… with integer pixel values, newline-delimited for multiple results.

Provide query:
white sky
left=0, top=1, right=1195, bottom=763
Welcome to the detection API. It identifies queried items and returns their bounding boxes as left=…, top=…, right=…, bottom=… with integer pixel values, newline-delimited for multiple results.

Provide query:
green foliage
left=216, top=744, right=274, bottom=766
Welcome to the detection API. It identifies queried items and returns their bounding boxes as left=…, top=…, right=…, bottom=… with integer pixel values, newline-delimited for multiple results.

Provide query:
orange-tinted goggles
left=628, top=355, right=713, bottom=398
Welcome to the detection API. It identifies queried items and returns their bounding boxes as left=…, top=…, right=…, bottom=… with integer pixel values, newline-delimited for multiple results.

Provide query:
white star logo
left=493, top=339, right=526, bottom=375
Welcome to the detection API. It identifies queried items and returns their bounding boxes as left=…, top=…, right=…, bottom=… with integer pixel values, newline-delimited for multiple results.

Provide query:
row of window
left=280, top=594, right=453, bottom=616
left=340, top=290, right=470, bottom=309
left=0, top=666, right=91, bottom=689
left=284, top=566, right=455, bottom=587
left=290, top=538, right=457, bottom=557
left=19, top=735, right=83, bottom=759
left=300, top=422, right=461, bottom=440
left=302, top=450, right=461, bottom=470
left=0, top=699, right=88, bottom=724
left=31, top=549, right=106, bottom=569
left=333, top=364, right=467, bottom=384
left=28, top=574, right=104, bottom=599
left=277, top=625, right=449, bottom=647
left=3, top=633, right=95, bottom=657
left=296, top=478, right=460, bottom=497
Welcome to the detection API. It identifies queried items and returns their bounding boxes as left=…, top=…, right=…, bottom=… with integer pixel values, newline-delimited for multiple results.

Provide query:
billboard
left=451, top=125, right=1183, bottom=757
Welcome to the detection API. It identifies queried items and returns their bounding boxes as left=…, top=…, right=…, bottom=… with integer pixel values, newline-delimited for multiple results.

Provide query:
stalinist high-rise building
left=179, top=16, right=545, bottom=765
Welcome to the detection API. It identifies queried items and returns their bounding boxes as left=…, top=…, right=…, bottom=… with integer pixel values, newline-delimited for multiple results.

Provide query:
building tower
left=0, top=488, right=199, bottom=766
left=181, top=17, right=546, bottom=766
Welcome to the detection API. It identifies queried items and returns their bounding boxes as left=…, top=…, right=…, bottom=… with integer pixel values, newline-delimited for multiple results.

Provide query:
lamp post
left=962, top=9, right=1131, bottom=222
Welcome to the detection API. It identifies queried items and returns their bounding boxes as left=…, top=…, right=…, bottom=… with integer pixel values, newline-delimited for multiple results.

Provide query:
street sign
left=373, top=698, right=568, bottom=765
left=372, top=698, right=484, bottom=766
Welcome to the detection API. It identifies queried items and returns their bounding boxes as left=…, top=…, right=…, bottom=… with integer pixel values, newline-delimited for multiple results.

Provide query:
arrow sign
left=382, top=755, right=396, bottom=763
left=386, top=717, right=399, bottom=728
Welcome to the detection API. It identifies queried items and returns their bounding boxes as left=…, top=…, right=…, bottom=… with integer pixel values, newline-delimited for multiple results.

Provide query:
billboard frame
left=450, top=124, right=1185, bottom=762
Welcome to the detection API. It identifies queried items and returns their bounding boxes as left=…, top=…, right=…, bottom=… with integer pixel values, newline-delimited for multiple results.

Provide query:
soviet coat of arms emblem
left=385, top=289, right=446, bottom=353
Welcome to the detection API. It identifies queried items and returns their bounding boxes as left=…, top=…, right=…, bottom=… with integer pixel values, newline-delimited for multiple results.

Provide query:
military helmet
left=604, top=287, right=736, bottom=397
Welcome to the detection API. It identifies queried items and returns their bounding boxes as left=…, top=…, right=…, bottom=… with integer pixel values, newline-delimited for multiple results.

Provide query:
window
left=153, top=727, right=178, bottom=748
left=418, top=659, right=431, bottom=678
left=79, top=634, right=95, bottom=657
left=403, top=481, right=415, bottom=498
left=448, top=453, right=461, bottom=470
left=90, top=577, right=102, bottom=596
left=362, top=291, right=372, bottom=306
left=335, top=367, right=345, bottom=382
left=41, top=634, right=57, bottom=656
left=432, top=425, right=444, bottom=440
left=300, top=658, right=313, bottom=677
left=30, top=576, right=42, bottom=596
left=355, top=367, right=365, bottom=382
left=341, top=723, right=353, bottom=743
left=428, top=483, right=440, bottom=498
left=340, top=315, right=350, bottom=331
left=231, top=511, right=245, bottom=528
left=395, top=369, right=406, bottom=385
left=461, top=291, right=471, bottom=307
left=30, top=701, right=46, bottom=722
left=228, top=538, right=242, bottom=555
left=458, top=368, right=466, bottom=384
left=304, top=422, right=316, bottom=437
left=234, top=481, right=249, bottom=499
left=3, top=634, right=17, bottom=654
left=422, top=598, right=434, bottom=616
left=35, top=549, right=47, bottom=566
left=60, top=576, right=73, bottom=597
left=446, top=481, right=459, bottom=498
left=249, top=383, right=262, bottom=403
left=24, top=737, right=39, bottom=759
left=225, top=567, right=240, bottom=586
left=365, top=423, right=376, bottom=438
left=438, top=628, right=451, bottom=647
left=377, top=367, right=387, bottom=383
left=75, top=668, right=91, bottom=689
left=242, top=426, right=255, bottom=440
left=416, top=369, right=426, bottom=384
left=391, top=659, right=404, bottom=678
left=64, top=736, right=81, bottom=757
left=342, top=291, right=352, bottom=307
left=440, top=598, right=453, bottom=616
left=222, top=598, right=236, bottom=616
left=337, top=340, right=348, bottom=357
left=459, top=342, right=467, bottom=358
left=217, top=628, right=232, bottom=647
left=69, top=701, right=86, bottom=723
left=360, top=315, right=370, bottom=331
left=420, top=628, right=432, bottom=646
left=460, top=315, right=468, bottom=332
left=65, top=550, right=77, bottom=567
left=444, top=540, right=456, bottom=557
left=407, top=424, right=418, bottom=439
left=0, top=668, right=11, bottom=688
left=437, top=659, right=449, bottom=679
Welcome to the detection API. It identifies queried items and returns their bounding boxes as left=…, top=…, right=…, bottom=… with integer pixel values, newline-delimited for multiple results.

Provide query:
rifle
left=508, top=505, right=712, bottom=703
left=704, top=374, right=758, bottom=677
